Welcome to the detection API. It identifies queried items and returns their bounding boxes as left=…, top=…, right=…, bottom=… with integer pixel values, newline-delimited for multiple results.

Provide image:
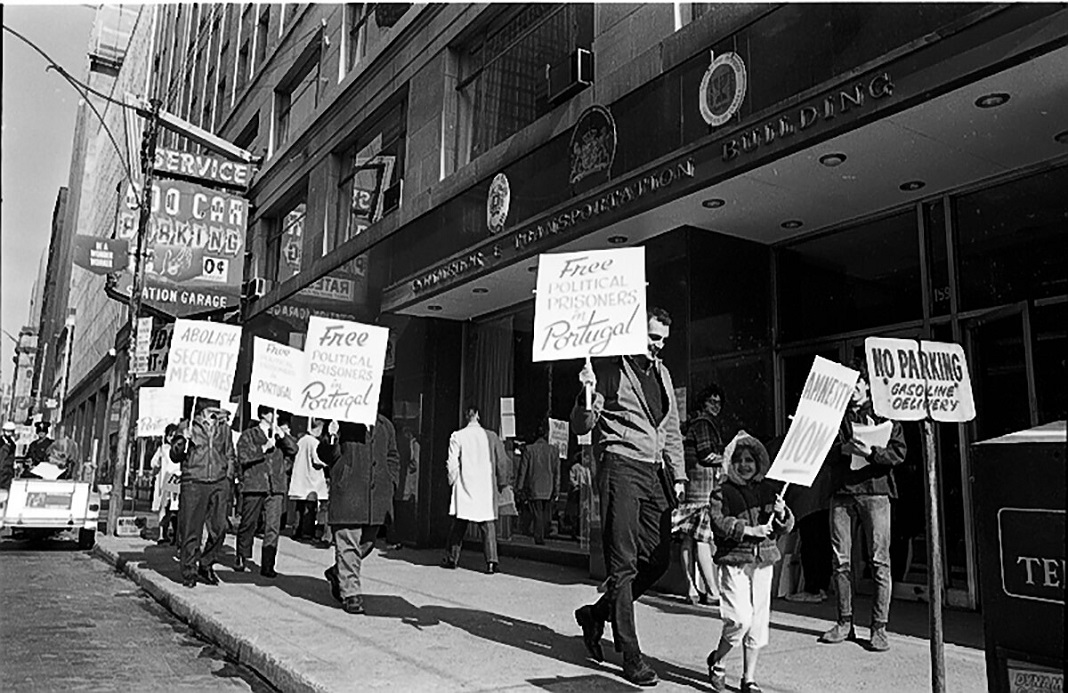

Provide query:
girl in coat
left=706, top=432, right=794, bottom=693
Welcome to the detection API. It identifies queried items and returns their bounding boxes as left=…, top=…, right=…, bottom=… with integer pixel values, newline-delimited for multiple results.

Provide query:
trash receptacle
left=971, top=421, right=1065, bottom=693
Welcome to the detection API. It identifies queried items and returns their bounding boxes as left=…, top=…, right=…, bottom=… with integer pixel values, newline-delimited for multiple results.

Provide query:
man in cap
left=1, top=421, right=17, bottom=489
left=26, top=421, right=53, bottom=467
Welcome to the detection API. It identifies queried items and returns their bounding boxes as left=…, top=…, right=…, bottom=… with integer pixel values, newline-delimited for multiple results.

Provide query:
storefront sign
left=144, top=322, right=173, bottom=377
left=699, top=52, right=747, bottom=128
left=722, top=72, right=894, bottom=163
left=1007, top=664, right=1063, bottom=693
left=998, top=508, right=1065, bottom=605
left=136, top=387, right=183, bottom=438
left=250, top=337, right=303, bottom=412
left=865, top=337, right=975, bottom=422
left=115, top=178, right=247, bottom=317
left=153, top=147, right=253, bottom=188
left=532, top=247, right=647, bottom=362
left=569, top=105, right=617, bottom=185
left=164, top=319, right=242, bottom=401
left=132, top=317, right=152, bottom=375
left=487, top=173, right=510, bottom=234
left=548, top=418, right=569, bottom=459
left=72, top=236, right=128, bottom=274
left=300, top=316, right=388, bottom=425
left=767, top=356, right=859, bottom=487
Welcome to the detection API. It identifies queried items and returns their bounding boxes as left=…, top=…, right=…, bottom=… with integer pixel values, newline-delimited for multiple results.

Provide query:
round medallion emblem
left=699, top=52, right=747, bottom=127
left=487, top=172, right=510, bottom=235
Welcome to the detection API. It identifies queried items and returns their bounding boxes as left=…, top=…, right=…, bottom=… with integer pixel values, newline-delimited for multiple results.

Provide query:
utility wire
left=3, top=23, right=143, bottom=207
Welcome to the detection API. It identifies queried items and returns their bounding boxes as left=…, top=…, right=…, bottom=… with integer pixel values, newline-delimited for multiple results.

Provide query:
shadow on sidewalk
left=375, top=545, right=597, bottom=587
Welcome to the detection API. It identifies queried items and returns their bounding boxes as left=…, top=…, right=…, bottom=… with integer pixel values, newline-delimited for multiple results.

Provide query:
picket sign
left=300, top=315, right=389, bottom=425
left=136, top=387, right=183, bottom=438
left=548, top=418, right=569, bottom=459
left=164, top=319, right=242, bottom=401
left=250, top=337, right=304, bottom=412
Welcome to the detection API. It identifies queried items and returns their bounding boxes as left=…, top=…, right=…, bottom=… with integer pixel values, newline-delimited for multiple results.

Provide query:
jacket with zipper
left=236, top=423, right=298, bottom=494
left=170, top=417, right=235, bottom=484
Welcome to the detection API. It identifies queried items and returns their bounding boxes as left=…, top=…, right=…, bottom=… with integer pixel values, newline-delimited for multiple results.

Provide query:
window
left=267, top=201, right=307, bottom=283
left=255, top=6, right=270, bottom=69
left=333, top=100, right=406, bottom=258
left=234, top=115, right=259, bottom=152
left=202, top=66, right=215, bottom=128
left=237, top=40, right=250, bottom=92
left=342, top=4, right=408, bottom=78
left=274, top=39, right=322, bottom=151
left=215, top=74, right=227, bottom=129
left=455, top=4, right=593, bottom=165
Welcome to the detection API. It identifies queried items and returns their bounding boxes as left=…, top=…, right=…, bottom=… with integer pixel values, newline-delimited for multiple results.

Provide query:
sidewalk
left=94, top=534, right=988, bottom=693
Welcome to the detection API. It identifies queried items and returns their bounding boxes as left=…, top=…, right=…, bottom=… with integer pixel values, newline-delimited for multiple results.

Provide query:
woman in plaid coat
left=671, top=384, right=733, bottom=605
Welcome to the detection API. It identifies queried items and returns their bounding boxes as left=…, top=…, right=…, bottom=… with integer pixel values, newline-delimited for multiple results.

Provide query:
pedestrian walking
left=442, top=404, right=509, bottom=574
left=819, top=360, right=907, bottom=652
left=170, top=400, right=236, bottom=588
left=235, top=406, right=298, bottom=577
left=706, top=432, right=794, bottom=693
left=319, top=415, right=400, bottom=615
left=516, top=422, right=559, bottom=545
left=288, top=418, right=329, bottom=543
left=570, top=306, right=687, bottom=687
left=151, top=423, right=181, bottom=545
left=1, top=421, right=18, bottom=489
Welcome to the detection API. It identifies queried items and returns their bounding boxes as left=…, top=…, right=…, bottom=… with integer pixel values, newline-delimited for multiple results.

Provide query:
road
left=0, top=531, right=276, bottom=692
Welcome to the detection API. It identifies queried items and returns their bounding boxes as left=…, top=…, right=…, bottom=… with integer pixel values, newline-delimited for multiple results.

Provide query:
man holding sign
left=570, top=307, right=686, bottom=687
left=818, top=360, right=907, bottom=652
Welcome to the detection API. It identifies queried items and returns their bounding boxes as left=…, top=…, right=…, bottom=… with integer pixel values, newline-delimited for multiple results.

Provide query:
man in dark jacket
left=517, top=423, right=559, bottom=545
left=819, top=361, right=907, bottom=652
left=0, top=421, right=18, bottom=489
left=170, top=399, right=237, bottom=588
left=570, top=307, right=686, bottom=687
left=235, top=406, right=298, bottom=577
left=25, top=421, right=53, bottom=468
left=319, top=415, right=399, bottom=615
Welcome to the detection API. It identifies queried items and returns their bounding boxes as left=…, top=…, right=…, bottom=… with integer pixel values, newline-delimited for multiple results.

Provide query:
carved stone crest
left=569, top=105, right=617, bottom=186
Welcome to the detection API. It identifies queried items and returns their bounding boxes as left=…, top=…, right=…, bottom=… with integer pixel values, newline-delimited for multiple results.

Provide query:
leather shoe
left=622, top=653, right=658, bottom=687
left=440, top=558, right=457, bottom=570
left=324, top=566, right=341, bottom=603
left=181, top=576, right=197, bottom=588
left=486, top=562, right=499, bottom=575
left=343, top=596, right=365, bottom=614
left=574, top=605, right=605, bottom=662
left=234, top=555, right=247, bottom=572
left=197, top=565, right=220, bottom=586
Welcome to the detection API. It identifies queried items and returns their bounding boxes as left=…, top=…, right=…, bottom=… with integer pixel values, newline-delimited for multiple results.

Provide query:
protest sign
left=766, top=356, right=859, bottom=487
left=136, top=387, right=183, bottom=438
left=549, top=418, right=570, bottom=459
left=500, top=397, right=516, bottom=439
left=300, top=315, right=388, bottom=425
left=164, top=319, right=242, bottom=401
left=532, top=248, right=647, bottom=362
left=132, top=317, right=152, bottom=375
left=250, top=337, right=303, bottom=413
left=865, top=337, right=975, bottom=422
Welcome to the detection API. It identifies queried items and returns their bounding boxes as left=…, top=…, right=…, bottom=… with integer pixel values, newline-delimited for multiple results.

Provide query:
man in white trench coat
left=442, top=403, right=509, bottom=574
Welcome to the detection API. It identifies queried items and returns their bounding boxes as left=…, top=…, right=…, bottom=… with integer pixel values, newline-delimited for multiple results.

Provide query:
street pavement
left=0, top=531, right=275, bottom=692
left=91, top=532, right=988, bottom=693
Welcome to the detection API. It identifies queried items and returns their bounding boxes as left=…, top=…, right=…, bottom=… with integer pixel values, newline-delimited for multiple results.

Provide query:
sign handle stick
left=922, top=418, right=946, bottom=693
left=776, top=482, right=790, bottom=500
left=585, top=357, right=593, bottom=411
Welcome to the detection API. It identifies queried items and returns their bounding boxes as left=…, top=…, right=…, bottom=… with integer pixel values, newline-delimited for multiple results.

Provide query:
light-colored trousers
left=718, top=562, right=774, bottom=649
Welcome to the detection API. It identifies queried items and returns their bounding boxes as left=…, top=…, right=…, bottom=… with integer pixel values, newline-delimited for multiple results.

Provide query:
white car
left=0, top=478, right=101, bottom=548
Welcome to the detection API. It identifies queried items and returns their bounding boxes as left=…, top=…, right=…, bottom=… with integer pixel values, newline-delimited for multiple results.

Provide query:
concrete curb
left=92, top=540, right=328, bottom=693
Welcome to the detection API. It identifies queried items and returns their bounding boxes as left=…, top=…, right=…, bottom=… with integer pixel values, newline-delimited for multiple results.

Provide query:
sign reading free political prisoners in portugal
left=532, top=248, right=647, bottom=362
left=766, top=356, right=859, bottom=487
left=865, top=337, right=975, bottom=422
left=301, top=316, right=389, bottom=425
left=250, top=337, right=304, bottom=413
left=164, top=319, right=242, bottom=401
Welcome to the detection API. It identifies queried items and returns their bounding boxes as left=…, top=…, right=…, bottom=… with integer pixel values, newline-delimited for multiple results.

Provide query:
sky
left=1, top=5, right=96, bottom=387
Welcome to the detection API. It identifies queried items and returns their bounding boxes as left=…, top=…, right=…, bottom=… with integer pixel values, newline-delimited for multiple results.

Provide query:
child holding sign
left=706, top=432, right=794, bottom=693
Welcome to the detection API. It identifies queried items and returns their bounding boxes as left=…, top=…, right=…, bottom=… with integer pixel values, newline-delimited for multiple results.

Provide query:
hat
left=2, top=422, right=16, bottom=432
left=34, top=421, right=51, bottom=433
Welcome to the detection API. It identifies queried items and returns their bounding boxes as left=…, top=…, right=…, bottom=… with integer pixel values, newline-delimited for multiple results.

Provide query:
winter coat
left=517, top=438, right=559, bottom=501
left=570, top=355, right=686, bottom=483
left=682, top=413, right=728, bottom=503
left=708, top=433, right=794, bottom=567
left=829, top=402, right=907, bottom=497
left=446, top=421, right=508, bottom=522
left=0, top=435, right=16, bottom=489
left=288, top=433, right=329, bottom=501
left=170, top=417, right=235, bottom=484
left=151, top=443, right=181, bottom=513
left=236, top=423, right=297, bottom=494
left=317, top=415, right=399, bottom=526
left=26, top=436, right=52, bottom=466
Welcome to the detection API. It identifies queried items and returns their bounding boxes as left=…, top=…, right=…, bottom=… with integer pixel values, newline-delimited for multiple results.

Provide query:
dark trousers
left=589, top=454, right=672, bottom=656
left=292, top=500, right=317, bottom=539
left=178, top=479, right=230, bottom=580
left=237, top=492, right=283, bottom=558
left=445, top=517, right=498, bottom=565
left=529, top=499, right=551, bottom=544
left=798, top=509, right=832, bottom=594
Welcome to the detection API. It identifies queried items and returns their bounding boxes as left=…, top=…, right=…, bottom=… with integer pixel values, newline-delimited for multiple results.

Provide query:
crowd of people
left=0, top=420, right=82, bottom=488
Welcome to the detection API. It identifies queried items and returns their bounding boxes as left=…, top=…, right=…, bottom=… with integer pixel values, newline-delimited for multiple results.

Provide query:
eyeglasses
left=648, top=334, right=666, bottom=343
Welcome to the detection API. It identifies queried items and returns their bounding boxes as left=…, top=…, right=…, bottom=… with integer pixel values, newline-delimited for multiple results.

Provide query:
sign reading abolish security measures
left=865, top=337, right=975, bottom=422
left=767, top=356, right=859, bottom=487
left=250, top=337, right=303, bottom=412
left=532, top=247, right=647, bottom=362
left=136, top=387, right=183, bottom=438
left=301, top=316, right=388, bottom=425
left=164, top=319, right=242, bottom=401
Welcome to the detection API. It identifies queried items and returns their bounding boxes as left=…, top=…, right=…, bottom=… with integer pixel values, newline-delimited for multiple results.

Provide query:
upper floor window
left=455, top=4, right=592, bottom=165
left=255, top=6, right=270, bottom=69
left=342, top=4, right=408, bottom=78
left=274, top=38, right=322, bottom=151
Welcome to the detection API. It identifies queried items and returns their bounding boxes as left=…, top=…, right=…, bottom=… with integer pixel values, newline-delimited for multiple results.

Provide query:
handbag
left=497, top=485, right=518, bottom=517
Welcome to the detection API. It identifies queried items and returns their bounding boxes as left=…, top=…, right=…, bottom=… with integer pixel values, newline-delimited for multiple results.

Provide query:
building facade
left=55, top=3, right=1066, bottom=610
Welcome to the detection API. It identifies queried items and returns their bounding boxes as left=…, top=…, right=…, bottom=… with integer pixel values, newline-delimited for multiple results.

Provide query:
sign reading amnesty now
left=864, top=337, right=975, bottom=422
left=164, top=319, right=241, bottom=401
left=532, top=247, right=647, bottom=362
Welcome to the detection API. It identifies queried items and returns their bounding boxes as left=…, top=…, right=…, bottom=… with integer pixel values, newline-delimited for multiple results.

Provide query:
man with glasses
left=571, top=307, right=686, bottom=687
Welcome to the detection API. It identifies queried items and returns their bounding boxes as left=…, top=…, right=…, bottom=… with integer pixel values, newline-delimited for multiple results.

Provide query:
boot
left=234, top=554, right=247, bottom=572
left=260, top=546, right=278, bottom=578
left=869, top=622, right=890, bottom=652
left=819, top=618, right=855, bottom=644
left=622, top=652, right=658, bottom=687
